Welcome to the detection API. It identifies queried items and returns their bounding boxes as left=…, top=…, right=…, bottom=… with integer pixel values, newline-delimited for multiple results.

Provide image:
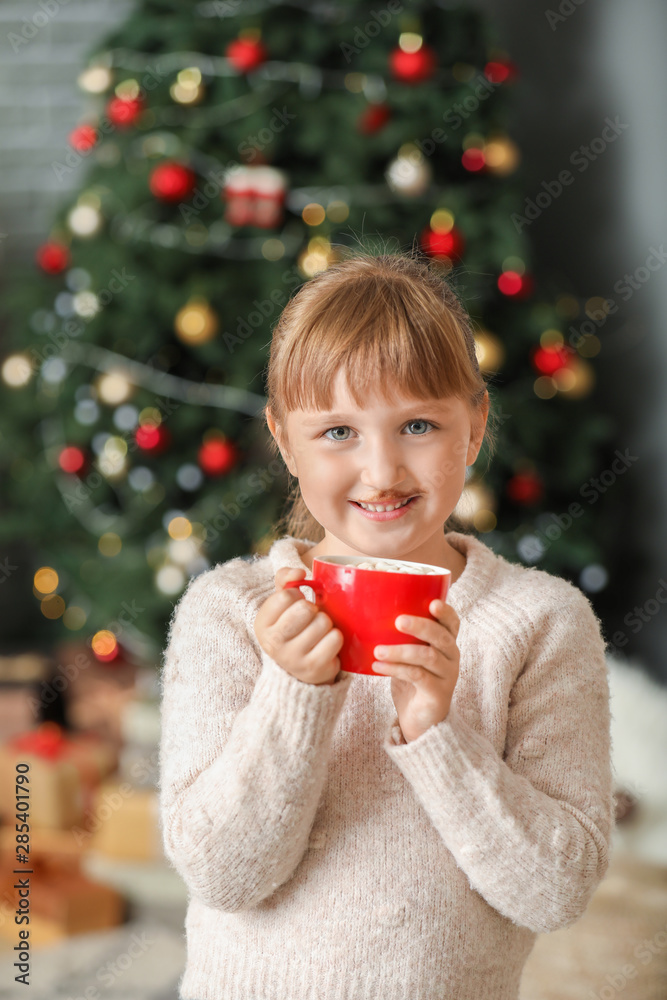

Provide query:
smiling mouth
left=350, top=496, right=419, bottom=511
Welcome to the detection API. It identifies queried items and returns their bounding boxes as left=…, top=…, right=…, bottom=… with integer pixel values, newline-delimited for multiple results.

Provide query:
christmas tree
left=0, top=0, right=619, bottom=662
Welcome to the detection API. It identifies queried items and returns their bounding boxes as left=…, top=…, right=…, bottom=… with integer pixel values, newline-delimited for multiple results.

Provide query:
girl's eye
left=323, top=419, right=434, bottom=442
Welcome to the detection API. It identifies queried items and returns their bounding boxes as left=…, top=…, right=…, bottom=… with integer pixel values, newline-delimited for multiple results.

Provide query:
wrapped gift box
left=0, top=721, right=118, bottom=830
left=0, top=652, right=56, bottom=741
left=87, top=779, right=162, bottom=862
left=0, top=843, right=125, bottom=946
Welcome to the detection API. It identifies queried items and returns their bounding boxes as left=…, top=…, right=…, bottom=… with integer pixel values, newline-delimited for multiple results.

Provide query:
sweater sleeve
left=382, top=584, right=615, bottom=934
left=158, top=565, right=353, bottom=913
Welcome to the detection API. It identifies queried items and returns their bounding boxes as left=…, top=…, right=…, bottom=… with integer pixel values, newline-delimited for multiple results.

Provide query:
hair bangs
left=275, top=273, right=473, bottom=416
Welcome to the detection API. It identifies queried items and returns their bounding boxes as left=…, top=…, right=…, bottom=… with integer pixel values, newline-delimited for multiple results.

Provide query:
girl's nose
left=359, top=449, right=408, bottom=493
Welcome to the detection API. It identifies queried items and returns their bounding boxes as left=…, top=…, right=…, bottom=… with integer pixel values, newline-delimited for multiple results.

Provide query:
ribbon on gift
left=9, top=721, right=117, bottom=824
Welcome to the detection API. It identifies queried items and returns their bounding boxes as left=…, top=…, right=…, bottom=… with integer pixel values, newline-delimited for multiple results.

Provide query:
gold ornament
left=473, top=329, right=505, bottom=373
left=454, top=480, right=497, bottom=529
left=170, top=67, right=205, bottom=105
left=553, top=356, right=595, bottom=398
left=298, top=237, right=337, bottom=278
left=484, top=135, right=521, bottom=175
left=174, top=298, right=219, bottom=345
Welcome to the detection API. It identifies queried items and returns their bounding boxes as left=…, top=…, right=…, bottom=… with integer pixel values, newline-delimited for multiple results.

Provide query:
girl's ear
left=266, top=408, right=298, bottom=476
left=466, top=390, right=490, bottom=466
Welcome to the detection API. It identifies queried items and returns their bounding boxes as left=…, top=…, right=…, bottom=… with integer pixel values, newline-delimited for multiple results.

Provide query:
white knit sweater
left=158, top=530, right=615, bottom=1000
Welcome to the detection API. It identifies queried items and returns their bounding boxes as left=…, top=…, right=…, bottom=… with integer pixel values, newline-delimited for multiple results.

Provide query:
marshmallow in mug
left=343, top=559, right=440, bottom=574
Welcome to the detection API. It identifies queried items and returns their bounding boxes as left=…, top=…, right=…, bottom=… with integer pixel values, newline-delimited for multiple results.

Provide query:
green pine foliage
left=0, top=0, right=619, bottom=658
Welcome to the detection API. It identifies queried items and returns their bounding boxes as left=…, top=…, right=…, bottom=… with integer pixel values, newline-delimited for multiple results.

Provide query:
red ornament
left=226, top=37, right=268, bottom=73
left=389, top=44, right=437, bottom=84
left=484, top=60, right=519, bottom=85
left=59, top=446, right=87, bottom=475
left=35, top=242, right=70, bottom=274
left=149, top=162, right=197, bottom=202
left=497, top=270, right=534, bottom=298
left=420, top=225, right=465, bottom=261
left=106, top=95, right=144, bottom=128
left=69, top=124, right=98, bottom=152
left=198, top=435, right=239, bottom=476
left=356, top=103, right=391, bottom=135
left=134, top=422, right=171, bottom=453
left=461, top=147, right=486, bottom=172
left=506, top=471, right=544, bottom=505
left=531, top=344, right=575, bottom=376
left=93, top=635, right=121, bottom=663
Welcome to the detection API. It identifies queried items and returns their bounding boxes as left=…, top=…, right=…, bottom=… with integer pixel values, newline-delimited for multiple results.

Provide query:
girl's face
left=268, top=369, right=489, bottom=566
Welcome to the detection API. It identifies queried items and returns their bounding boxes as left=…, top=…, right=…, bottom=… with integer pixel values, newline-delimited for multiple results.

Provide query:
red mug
left=283, top=555, right=451, bottom=676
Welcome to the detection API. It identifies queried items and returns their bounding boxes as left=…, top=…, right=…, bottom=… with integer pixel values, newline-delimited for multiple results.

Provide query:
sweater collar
left=267, top=530, right=500, bottom=618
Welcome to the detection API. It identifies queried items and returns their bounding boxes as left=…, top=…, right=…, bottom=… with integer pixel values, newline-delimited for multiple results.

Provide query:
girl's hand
left=254, top=567, right=344, bottom=686
left=372, top=599, right=460, bottom=743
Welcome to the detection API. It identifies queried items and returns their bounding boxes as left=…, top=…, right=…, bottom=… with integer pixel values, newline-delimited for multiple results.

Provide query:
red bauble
left=484, top=60, right=518, bottom=85
left=497, top=270, right=534, bottom=298
left=420, top=225, right=465, bottom=261
left=389, top=45, right=437, bottom=84
left=226, top=37, right=268, bottom=73
left=356, top=103, right=391, bottom=135
left=58, top=446, right=87, bottom=475
left=531, top=344, right=574, bottom=376
left=198, top=436, right=239, bottom=476
left=69, top=124, right=98, bottom=152
left=134, top=423, right=171, bottom=453
left=106, top=95, right=144, bottom=128
left=149, top=162, right=197, bottom=202
left=506, top=471, right=544, bottom=505
left=35, top=242, right=70, bottom=274
left=461, top=147, right=486, bottom=172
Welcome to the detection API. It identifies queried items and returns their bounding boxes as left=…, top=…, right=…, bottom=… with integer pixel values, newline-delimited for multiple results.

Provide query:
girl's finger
left=395, top=615, right=458, bottom=650
left=429, top=601, right=460, bottom=632
left=372, top=661, right=426, bottom=682
left=377, top=637, right=452, bottom=671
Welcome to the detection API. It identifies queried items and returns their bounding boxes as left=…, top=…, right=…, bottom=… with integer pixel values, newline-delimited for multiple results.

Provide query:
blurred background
left=0, top=1, right=665, bottom=997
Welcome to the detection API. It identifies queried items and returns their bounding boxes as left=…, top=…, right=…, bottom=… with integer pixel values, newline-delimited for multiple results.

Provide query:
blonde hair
left=262, top=246, right=499, bottom=543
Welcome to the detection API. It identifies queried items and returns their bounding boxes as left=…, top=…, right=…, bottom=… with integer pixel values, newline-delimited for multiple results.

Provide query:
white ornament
left=385, top=150, right=432, bottom=197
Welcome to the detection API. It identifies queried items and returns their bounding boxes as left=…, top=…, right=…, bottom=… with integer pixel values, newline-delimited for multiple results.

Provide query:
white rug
left=607, top=653, right=667, bottom=865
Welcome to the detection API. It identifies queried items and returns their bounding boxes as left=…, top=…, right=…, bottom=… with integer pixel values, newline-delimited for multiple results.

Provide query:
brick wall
left=0, top=0, right=135, bottom=264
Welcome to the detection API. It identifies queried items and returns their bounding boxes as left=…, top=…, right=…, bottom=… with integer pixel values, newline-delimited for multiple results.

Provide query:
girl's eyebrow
left=300, top=402, right=454, bottom=425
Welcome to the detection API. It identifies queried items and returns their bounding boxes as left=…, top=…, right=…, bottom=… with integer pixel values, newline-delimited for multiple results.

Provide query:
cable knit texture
left=158, top=530, right=615, bottom=1000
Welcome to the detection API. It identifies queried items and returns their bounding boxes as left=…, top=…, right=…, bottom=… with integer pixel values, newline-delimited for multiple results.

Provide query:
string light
left=68, top=203, right=103, bottom=238
left=77, top=65, right=113, bottom=93
left=34, top=567, right=59, bottom=594
left=92, top=629, right=119, bottom=660
left=398, top=33, right=423, bottom=53
left=156, top=565, right=186, bottom=595
left=174, top=298, right=218, bottom=345
left=167, top=516, right=192, bottom=540
left=2, top=354, right=33, bottom=387
left=97, top=372, right=133, bottom=405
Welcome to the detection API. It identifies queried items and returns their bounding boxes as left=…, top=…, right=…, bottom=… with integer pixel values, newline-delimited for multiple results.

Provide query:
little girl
left=159, top=250, right=615, bottom=1000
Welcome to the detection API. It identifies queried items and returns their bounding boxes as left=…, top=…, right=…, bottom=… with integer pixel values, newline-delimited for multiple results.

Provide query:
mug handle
left=283, top=578, right=326, bottom=603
